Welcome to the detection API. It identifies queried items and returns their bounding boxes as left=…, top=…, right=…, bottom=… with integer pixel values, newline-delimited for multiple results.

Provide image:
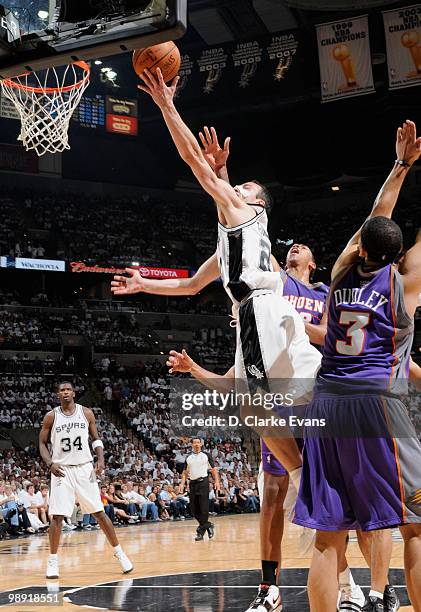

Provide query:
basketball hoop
left=0, top=61, right=90, bottom=157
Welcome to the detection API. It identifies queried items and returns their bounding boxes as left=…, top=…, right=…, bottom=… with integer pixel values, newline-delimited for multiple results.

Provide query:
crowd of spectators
left=7, top=191, right=217, bottom=268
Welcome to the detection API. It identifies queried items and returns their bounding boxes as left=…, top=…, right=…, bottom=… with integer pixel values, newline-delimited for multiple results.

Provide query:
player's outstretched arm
left=401, top=227, right=421, bottom=316
left=332, top=120, right=421, bottom=279
left=138, top=68, right=244, bottom=211
left=39, top=412, right=65, bottom=477
left=167, top=348, right=235, bottom=392
left=112, top=251, right=220, bottom=297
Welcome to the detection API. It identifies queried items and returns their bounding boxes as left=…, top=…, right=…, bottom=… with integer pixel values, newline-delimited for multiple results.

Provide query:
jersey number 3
left=61, top=436, right=83, bottom=453
left=336, top=311, right=370, bottom=356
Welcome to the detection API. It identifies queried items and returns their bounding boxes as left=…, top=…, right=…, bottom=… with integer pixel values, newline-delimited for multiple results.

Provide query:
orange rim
left=1, top=60, right=90, bottom=94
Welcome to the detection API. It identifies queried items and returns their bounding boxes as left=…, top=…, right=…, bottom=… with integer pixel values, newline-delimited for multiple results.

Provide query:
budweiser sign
left=70, top=262, right=189, bottom=278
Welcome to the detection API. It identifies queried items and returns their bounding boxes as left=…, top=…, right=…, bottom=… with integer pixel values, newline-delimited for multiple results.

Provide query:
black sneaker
left=195, top=532, right=204, bottom=541
left=207, top=524, right=215, bottom=539
left=362, top=597, right=384, bottom=612
left=384, top=586, right=400, bottom=612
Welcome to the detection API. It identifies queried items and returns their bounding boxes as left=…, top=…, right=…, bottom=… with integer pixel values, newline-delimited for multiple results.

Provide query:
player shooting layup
left=39, top=382, right=133, bottom=579
left=113, top=67, right=322, bottom=499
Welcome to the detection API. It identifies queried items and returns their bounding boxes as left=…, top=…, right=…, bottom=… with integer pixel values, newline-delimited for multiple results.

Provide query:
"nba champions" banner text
left=383, top=4, right=421, bottom=90
left=316, top=15, right=375, bottom=103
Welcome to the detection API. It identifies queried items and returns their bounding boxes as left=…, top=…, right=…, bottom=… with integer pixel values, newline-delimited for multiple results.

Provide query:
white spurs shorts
left=49, top=462, right=103, bottom=518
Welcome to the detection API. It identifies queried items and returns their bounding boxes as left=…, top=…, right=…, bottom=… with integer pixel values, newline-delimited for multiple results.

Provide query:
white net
left=0, top=62, right=90, bottom=157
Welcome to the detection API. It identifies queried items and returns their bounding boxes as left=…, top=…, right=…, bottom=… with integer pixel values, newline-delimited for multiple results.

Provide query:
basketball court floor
left=0, top=515, right=414, bottom=611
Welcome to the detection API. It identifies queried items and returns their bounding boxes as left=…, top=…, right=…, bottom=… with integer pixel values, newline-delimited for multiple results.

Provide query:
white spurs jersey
left=50, top=404, right=93, bottom=466
left=217, top=209, right=282, bottom=308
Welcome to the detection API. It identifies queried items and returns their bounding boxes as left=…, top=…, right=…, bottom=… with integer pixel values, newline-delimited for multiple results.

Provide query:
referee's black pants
left=189, top=477, right=212, bottom=535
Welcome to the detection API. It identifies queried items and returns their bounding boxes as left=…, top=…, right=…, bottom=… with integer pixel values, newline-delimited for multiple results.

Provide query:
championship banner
left=383, top=5, right=421, bottom=90
left=71, top=262, right=189, bottom=278
left=316, top=16, right=375, bottom=102
left=106, top=97, right=138, bottom=136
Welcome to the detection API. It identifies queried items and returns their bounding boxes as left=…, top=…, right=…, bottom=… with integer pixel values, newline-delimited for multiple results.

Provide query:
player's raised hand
left=396, top=119, right=421, bottom=166
left=166, top=349, right=194, bottom=374
left=198, top=126, right=231, bottom=173
left=111, top=268, right=145, bottom=295
left=138, top=67, right=180, bottom=107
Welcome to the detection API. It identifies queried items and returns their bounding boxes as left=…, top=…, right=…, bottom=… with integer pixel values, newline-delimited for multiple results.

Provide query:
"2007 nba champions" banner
left=316, top=15, right=375, bottom=103
left=383, top=4, right=421, bottom=90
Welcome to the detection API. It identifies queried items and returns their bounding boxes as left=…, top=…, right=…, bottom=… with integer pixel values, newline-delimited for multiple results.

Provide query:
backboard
left=0, top=0, right=187, bottom=78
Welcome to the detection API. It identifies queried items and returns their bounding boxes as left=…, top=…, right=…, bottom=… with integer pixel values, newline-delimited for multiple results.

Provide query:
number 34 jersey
left=217, top=210, right=282, bottom=308
left=318, top=263, right=414, bottom=392
left=50, top=404, right=93, bottom=466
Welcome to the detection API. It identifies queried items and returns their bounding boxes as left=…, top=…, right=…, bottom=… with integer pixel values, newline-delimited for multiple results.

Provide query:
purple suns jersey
left=318, top=263, right=414, bottom=392
left=280, top=270, right=329, bottom=325
left=261, top=272, right=328, bottom=476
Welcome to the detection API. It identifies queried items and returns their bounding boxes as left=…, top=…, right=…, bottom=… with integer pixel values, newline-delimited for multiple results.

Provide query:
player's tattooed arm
left=84, top=407, right=105, bottom=476
left=112, top=251, right=220, bottom=296
left=39, top=412, right=65, bottom=477
left=401, top=227, right=421, bottom=316
left=198, top=126, right=231, bottom=183
left=332, top=120, right=421, bottom=279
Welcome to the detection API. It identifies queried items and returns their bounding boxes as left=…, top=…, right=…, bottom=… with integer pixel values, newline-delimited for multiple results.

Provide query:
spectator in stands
left=19, top=483, right=48, bottom=525
left=100, top=485, right=116, bottom=524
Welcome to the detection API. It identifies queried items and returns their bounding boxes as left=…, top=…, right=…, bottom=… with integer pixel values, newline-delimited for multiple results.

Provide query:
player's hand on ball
left=138, top=67, right=180, bottom=107
left=199, top=126, right=231, bottom=173
left=50, top=463, right=65, bottom=477
left=396, top=119, right=421, bottom=166
left=166, top=349, right=194, bottom=373
left=111, top=268, right=145, bottom=295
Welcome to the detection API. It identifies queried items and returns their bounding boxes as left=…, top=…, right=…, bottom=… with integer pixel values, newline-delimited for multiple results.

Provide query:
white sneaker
left=245, top=584, right=282, bottom=611
left=46, top=556, right=59, bottom=579
left=114, top=550, right=133, bottom=574
left=62, top=522, right=76, bottom=531
left=338, top=584, right=365, bottom=611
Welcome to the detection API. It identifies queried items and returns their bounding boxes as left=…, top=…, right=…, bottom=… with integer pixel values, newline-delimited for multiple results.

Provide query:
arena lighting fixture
left=94, top=60, right=103, bottom=65
left=132, top=261, right=140, bottom=265
left=55, top=0, right=152, bottom=23
left=331, top=186, right=340, bottom=191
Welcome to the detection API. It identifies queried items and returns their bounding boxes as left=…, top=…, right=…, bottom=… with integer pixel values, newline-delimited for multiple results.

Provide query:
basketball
left=133, top=42, right=181, bottom=83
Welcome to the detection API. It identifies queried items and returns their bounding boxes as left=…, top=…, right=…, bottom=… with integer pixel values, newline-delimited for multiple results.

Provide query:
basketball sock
left=289, top=467, right=302, bottom=493
left=49, top=553, right=58, bottom=560
left=261, top=560, right=278, bottom=586
left=339, top=566, right=356, bottom=588
left=369, top=590, right=383, bottom=600
left=113, top=544, right=123, bottom=555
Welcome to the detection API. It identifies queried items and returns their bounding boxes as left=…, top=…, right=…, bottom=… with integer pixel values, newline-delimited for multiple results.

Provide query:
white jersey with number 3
left=50, top=404, right=93, bottom=466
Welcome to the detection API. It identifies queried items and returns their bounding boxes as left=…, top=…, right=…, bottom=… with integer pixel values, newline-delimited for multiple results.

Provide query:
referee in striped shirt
left=180, top=438, right=221, bottom=541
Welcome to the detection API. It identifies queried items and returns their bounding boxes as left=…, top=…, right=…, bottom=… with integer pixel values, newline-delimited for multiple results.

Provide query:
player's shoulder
left=42, top=409, right=57, bottom=425
left=81, top=405, right=94, bottom=419
left=315, top=282, right=330, bottom=295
